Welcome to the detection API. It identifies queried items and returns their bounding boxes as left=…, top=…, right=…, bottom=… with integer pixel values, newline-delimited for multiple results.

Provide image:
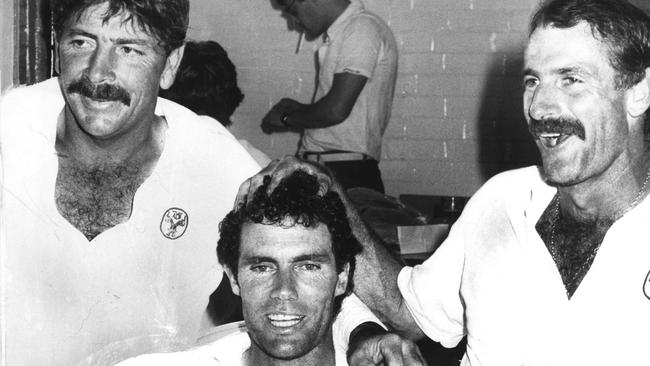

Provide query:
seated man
left=117, top=171, right=423, bottom=365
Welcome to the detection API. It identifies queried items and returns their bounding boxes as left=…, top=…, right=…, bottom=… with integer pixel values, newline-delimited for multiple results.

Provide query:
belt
left=301, top=150, right=370, bottom=163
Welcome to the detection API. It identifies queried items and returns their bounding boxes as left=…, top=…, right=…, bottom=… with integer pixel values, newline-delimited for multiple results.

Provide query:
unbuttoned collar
left=322, top=0, right=364, bottom=44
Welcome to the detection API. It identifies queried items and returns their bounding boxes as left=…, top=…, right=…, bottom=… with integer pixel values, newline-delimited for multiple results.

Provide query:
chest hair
left=55, top=157, right=148, bottom=241
left=536, top=200, right=614, bottom=298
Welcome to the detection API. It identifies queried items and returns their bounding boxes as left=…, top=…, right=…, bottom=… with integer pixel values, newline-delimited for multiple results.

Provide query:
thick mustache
left=529, top=117, right=586, bottom=140
left=67, top=76, right=131, bottom=106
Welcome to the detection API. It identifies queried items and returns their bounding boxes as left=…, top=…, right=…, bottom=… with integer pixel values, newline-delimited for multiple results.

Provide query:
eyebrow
left=240, top=253, right=333, bottom=265
left=63, top=29, right=152, bottom=46
left=522, top=65, right=596, bottom=78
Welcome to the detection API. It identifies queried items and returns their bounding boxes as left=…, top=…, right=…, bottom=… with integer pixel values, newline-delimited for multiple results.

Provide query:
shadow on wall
left=477, top=48, right=541, bottom=182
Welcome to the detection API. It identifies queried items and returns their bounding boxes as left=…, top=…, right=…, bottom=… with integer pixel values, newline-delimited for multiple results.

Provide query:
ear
left=159, top=44, right=185, bottom=90
left=626, top=67, right=650, bottom=119
left=334, top=262, right=350, bottom=297
left=223, top=266, right=241, bottom=296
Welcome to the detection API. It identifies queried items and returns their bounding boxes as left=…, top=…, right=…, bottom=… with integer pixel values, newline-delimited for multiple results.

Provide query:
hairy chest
left=55, top=159, right=148, bottom=241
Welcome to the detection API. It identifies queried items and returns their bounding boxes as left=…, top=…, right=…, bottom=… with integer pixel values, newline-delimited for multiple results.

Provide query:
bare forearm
left=338, top=189, right=425, bottom=340
left=284, top=98, right=347, bottom=129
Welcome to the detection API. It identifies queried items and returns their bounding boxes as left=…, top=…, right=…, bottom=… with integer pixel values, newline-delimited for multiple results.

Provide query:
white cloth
left=198, top=115, right=272, bottom=167
left=0, top=79, right=379, bottom=365
left=398, top=166, right=650, bottom=366
left=0, top=78, right=262, bottom=366
left=299, top=0, right=397, bottom=161
left=117, top=324, right=349, bottom=366
left=115, top=293, right=378, bottom=365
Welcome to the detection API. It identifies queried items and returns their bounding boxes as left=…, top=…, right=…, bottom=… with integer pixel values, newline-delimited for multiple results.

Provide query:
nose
left=270, top=269, right=298, bottom=301
left=527, top=82, right=561, bottom=121
left=85, top=46, right=116, bottom=84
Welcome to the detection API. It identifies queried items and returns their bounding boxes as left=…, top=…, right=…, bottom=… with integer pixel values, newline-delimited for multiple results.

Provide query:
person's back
left=159, top=40, right=271, bottom=166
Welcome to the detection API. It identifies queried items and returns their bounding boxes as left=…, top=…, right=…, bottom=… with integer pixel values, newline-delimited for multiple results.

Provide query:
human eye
left=522, top=76, right=538, bottom=89
left=250, top=263, right=275, bottom=273
left=117, top=45, right=145, bottom=57
left=67, top=37, right=93, bottom=50
left=560, top=75, right=583, bottom=87
left=296, top=263, right=321, bottom=272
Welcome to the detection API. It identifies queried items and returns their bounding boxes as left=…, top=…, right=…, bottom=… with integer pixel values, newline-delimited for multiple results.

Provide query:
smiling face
left=225, top=222, right=348, bottom=361
left=57, top=2, right=181, bottom=140
left=522, top=23, right=637, bottom=186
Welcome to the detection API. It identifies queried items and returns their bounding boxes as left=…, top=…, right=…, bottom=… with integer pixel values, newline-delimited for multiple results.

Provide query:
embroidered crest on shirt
left=643, top=271, right=650, bottom=300
left=160, top=208, right=188, bottom=239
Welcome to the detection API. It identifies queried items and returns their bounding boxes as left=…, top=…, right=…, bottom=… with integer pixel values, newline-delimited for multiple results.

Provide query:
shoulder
left=345, top=8, right=392, bottom=38
left=1, top=78, right=64, bottom=127
left=156, top=97, right=261, bottom=173
left=115, top=351, right=220, bottom=366
left=0, top=78, right=63, bottom=150
left=477, top=166, right=546, bottom=197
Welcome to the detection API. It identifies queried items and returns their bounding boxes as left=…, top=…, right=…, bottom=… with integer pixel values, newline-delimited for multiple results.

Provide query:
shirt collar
left=323, top=0, right=364, bottom=43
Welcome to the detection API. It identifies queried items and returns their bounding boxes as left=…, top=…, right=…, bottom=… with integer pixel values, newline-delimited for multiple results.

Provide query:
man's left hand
left=261, top=98, right=302, bottom=133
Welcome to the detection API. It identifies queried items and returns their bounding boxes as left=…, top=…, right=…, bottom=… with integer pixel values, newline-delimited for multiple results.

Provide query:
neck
left=557, top=149, right=650, bottom=222
left=325, top=0, right=351, bottom=29
left=244, top=333, right=336, bottom=366
left=56, top=107, right=166, bottom=168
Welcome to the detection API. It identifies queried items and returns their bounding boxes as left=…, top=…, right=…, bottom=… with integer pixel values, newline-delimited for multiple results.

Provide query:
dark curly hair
left=217, top=170, right=363, bottom=301
left=159, top=40, right=244, bottom=126
left=53, top=0, right=189, bottom=55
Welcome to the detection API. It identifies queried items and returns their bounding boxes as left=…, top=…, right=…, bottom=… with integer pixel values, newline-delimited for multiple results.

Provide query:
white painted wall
left=0, top=0, right=15, bottom=92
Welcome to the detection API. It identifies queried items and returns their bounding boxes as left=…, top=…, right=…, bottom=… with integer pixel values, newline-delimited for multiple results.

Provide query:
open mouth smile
left=267, top=313, right=305, bottom=328
left=538, top=132, right=572, bottom=148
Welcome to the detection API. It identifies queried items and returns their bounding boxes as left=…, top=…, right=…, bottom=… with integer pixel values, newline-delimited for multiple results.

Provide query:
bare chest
left=55, top=159, right=148, bottom=241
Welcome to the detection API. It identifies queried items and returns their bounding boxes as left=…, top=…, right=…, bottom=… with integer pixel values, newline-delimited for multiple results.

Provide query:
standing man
left=244, top=0, right=650, bottom=364
left=262, top=0, right=397, bottom=193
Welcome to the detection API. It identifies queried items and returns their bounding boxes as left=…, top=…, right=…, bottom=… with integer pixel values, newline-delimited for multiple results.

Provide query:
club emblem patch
left=160, top=208, right=188, bottom=240
left=643, top=271, right=650, bottom=300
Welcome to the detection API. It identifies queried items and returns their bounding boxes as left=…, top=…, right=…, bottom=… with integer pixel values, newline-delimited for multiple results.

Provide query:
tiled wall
left=187, top=0, right=650, bottom=197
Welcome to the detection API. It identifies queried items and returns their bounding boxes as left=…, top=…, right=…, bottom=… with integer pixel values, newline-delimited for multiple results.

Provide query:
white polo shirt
left=398, top=166, right=650, bottom=365
left=299, top=0, right=397, bottom=161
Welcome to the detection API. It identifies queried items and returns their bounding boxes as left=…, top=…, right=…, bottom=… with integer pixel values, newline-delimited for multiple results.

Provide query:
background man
left=159, top=40, right=271, bottom=167
left=117, top=171, right=420, bottom=365
left=242, top=0, right=650, bottom=364
left=261, top=0, right=397, bottom=193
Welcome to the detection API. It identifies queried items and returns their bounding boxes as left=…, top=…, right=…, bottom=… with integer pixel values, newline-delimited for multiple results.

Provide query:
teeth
left=539, top=133, right=560, bottom=138
left=538, top=133, right=562, bottom=148
left=268, top=313, right=303, bottom=327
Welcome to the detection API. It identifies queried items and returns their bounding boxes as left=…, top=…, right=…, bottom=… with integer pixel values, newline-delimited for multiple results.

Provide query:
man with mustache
left=0, top=1, right=416, bottom=365
left=117, top=171, right=425, bottom=365
left=0, top=1, right=259, bottom=364
left=242, top=0, right=650, bottom=364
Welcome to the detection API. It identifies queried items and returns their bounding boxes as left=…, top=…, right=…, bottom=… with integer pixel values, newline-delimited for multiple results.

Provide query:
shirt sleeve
left=331, top=293, right=386, bottom=354
left=397, top=219, right=467, bottom=348
left=335, top=16, right=384, bottom=79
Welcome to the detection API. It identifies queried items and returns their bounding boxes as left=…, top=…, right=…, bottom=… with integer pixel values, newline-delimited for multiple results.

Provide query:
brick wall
left=187, top=0, right=650, bottom=197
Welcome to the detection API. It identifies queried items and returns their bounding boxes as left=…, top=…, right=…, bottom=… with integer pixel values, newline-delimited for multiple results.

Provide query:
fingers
left=233, top=159, right=281, bottom=208
left=400, top=339, right=428, bottom=366
left=234, top=156, right=338, bottom=209
left=348, top=333, right=428, bottom=366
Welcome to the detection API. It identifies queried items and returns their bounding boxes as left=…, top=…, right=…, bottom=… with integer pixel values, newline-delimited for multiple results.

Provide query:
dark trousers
left=324, top=159, right=385, bottom=193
